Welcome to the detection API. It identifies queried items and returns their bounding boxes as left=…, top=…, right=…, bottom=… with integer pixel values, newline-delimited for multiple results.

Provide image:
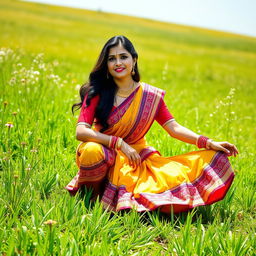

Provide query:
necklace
left=116, top=82, right=135, bottom=98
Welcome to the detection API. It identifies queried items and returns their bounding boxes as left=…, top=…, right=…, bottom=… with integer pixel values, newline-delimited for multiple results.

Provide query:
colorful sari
left=66, top=83, right=234, bottom=213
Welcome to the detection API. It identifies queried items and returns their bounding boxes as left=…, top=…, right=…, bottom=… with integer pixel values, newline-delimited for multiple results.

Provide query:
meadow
left=0, top=0, right=256, bottom=255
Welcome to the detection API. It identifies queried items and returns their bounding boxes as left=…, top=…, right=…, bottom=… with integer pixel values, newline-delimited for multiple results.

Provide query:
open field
left=0, top=0, right=256, bottom=254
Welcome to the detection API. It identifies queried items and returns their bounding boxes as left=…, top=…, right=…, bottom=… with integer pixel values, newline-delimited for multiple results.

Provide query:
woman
left=65, top=35, right=238, bottom=213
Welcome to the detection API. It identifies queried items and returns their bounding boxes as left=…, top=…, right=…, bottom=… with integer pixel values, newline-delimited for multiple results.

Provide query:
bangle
left=116, top=138, right=123, bottom=150
left=108, top=136, right=112, bottom=148
left=109, top=136, right=118, bottom=149
left=196, top=135, right=209, bottom=149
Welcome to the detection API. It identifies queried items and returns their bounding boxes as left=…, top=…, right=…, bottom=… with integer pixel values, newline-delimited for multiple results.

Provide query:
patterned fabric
left=101, top=151, right=233, bottom=212
left=65, top=142, right=116, bottom=193
left=108, top=86, right=140, bottom=127
left=66, top=82, right=235, bottom=213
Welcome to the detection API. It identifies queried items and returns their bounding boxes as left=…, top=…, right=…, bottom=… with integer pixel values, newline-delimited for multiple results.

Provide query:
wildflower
left=5, top=122, right=14, bottom=128
left=44, top=220, right=57, bottom=226
left=12, top=112, right=17, bottom=116
left=26, top=164, right=31, bottom=171
left=237, top=211, right=244, bottom=221
left=21, top=78, right=26, bottom=83
left=229, top=88, right=236, bottom=95
left=53, top=60, right=59, bottom=66
left=30, top=148, right=38, bottom=153
left=37, top=138, right=42, bottom=143
left=9, top=77, right=16, bottom=85
left=13, top=174, right=19, bottom=185
left=21, top=141, right=27, bottom=147
left=39, top=63, right=46, bottom=70
left=15, top=248, right=22, bottom=255
left=3, top=101, right=8, bottom=106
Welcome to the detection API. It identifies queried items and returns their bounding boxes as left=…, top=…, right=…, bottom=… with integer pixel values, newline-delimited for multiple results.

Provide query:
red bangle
left=197, top=135, right=209, bottom=149
left=109, top=136, right=118, bottom=149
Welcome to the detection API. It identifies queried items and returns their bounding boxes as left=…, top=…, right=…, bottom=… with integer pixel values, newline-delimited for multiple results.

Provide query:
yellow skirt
left=66, top=142, right=234, bottom=213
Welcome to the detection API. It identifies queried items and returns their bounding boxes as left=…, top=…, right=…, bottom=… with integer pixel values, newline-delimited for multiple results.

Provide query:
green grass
left=0, top=0, right=256, bottom=255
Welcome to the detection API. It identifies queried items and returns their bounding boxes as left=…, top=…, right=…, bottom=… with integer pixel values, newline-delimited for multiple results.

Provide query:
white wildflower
left=39, top=63, right=46, bottom=70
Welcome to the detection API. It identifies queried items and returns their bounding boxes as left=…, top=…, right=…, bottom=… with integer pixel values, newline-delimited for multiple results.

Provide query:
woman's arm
left=76, top=125, right=110, bottom=147
left=76, top=125, right=141, bottom=166
left=163, top=120, right=199, bottom=145
left=163, top=120, right=239, bottom=157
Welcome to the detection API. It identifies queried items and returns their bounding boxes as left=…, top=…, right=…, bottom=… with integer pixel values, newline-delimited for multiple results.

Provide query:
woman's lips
left=115, top=68, right=125, bottom=72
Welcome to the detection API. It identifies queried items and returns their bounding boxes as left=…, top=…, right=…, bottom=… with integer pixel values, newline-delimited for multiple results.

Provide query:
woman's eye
left=121, top=56, right=128, bottom=59
left=108, top=57, right=114, bottom=61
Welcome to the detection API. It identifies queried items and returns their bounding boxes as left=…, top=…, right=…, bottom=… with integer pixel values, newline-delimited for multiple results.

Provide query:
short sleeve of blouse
left=155, top=97, right=175, bottom=126
left=77, top=94, right=100, bottom=127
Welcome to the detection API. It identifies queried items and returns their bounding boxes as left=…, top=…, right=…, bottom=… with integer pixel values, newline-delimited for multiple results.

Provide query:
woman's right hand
left=120, top=141, right=141, bottom=167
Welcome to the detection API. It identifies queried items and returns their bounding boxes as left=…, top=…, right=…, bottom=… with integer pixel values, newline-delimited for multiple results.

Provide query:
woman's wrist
left=196, top=135, right=213, bottom=149
left=206, top=139, right=214, bottom=149
left=108, top=136, right=123, bottom=149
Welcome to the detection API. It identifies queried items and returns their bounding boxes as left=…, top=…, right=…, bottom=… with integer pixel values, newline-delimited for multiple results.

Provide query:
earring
left=131, top=67, right=135, bottom=76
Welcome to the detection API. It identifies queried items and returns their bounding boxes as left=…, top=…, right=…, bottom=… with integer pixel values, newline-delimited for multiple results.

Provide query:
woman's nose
left=115, top=57, right=122, bottom=65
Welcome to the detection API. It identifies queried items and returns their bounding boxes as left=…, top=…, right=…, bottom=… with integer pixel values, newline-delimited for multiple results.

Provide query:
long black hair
left=72, top=35, right=140, bottom=132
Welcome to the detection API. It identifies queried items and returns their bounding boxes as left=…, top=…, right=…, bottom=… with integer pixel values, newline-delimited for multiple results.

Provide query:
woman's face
left=107, top=42, right=136, bottom=80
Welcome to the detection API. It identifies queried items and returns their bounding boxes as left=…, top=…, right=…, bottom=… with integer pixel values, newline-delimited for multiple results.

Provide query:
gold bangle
left=109, top=136, right=112, bottom=148
left=116, top=138, right=123, bottom=149
left=114, top=137, right=118, bottom=149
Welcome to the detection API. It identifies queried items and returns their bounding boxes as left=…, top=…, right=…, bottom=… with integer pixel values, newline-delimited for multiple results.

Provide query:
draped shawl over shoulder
left=94, top=82, right=165, bottom=159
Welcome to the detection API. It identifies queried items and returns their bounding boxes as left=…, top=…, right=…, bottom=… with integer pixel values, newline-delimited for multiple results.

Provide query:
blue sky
left=23, top=0, right=256, bottom=37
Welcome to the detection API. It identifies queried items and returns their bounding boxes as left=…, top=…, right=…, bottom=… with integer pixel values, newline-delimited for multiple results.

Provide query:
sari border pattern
left=65, top=145, right=116, bottom=192
left=101, top=151, right=234, bottom=213
left=124, top=83, right=165, bottom=144
left=108, top=86, right=140, bottom=127
left=139, top=146, right=160, bottom=162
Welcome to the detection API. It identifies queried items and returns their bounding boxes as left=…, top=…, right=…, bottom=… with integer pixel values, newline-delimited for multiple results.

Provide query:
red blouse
left=78, top=94, right=174, bottom=127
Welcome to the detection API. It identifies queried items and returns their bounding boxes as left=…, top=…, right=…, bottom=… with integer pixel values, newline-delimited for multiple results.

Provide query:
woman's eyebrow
left=108, top=53, right=128, bottom=57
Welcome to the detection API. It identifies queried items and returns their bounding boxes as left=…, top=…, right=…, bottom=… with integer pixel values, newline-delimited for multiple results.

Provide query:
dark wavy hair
left=72, top=35, right=140, bottom=132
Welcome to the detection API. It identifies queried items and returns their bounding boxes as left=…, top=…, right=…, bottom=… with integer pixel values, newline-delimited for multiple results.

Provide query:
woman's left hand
left=207, top=140, right=239, bottom=157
